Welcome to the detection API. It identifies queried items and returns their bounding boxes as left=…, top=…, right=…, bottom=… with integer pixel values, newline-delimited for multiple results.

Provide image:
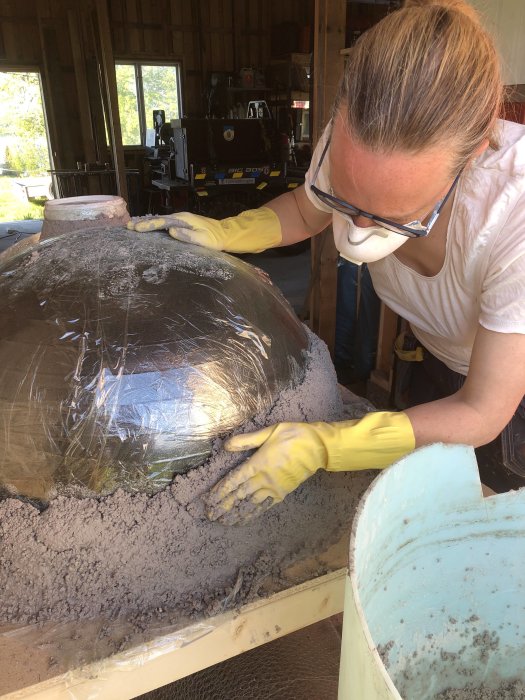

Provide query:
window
left=115, top=62, right=182, bottom=146
left=0, top=70, right=52, bottom=222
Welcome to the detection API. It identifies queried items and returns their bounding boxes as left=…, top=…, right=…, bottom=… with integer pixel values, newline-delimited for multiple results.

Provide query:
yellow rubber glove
left=205, top=412, right=415, bottom=525
left=127, top=207, right=282, bottom=253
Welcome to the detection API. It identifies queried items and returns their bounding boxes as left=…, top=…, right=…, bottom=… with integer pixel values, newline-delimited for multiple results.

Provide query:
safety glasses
left=310, top=136, right=461, bottom=238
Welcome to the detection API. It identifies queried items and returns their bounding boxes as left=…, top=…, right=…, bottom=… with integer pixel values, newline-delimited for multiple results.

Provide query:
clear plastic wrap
left=0, top=227, right=308, bottom=498
left=0, top=349, right=374, bottom=698
left=0, top=226, right=377, bottom=699
left=0, top=568, right=345, bottom=698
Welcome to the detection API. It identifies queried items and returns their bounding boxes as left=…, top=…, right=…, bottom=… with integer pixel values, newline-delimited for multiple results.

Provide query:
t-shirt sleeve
left=480, top=195, right=525, bottom=334
left=303, top=123, right=334, bottom=214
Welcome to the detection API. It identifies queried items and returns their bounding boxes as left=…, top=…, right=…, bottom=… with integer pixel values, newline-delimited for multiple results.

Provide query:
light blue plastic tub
left=338, top=443, right=525, bottom=699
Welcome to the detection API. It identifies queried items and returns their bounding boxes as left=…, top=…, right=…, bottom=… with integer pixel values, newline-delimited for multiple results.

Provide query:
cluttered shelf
left=143, top=116, right=308, bottom=217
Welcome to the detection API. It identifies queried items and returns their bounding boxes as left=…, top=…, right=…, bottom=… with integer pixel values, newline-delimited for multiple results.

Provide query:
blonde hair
left=335, top=0, right=503, bottom=172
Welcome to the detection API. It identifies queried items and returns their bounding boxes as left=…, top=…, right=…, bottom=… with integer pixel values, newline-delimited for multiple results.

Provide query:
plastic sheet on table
left=0, top=566, right=347, bottom=699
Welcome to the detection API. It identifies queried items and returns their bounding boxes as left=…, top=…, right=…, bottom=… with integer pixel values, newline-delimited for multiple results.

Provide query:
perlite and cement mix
left=0, top=330, right=374, bottom=626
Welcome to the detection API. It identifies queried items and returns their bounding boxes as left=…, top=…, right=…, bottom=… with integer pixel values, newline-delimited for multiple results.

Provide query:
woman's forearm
left=406, top=394, right=503, bottom=449
left=406, top=328, right=525, bottom=449
left=266, top=185, right=332, bottom=246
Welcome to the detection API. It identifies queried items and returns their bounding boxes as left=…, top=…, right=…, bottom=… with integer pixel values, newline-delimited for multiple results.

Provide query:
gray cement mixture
left=40, top=208, right=130, bottom=241
left=434, top=681, right=525, bottom=699
left=381, top=618, right=525, bottom=700
left=0, top=329, right=374, bottom=628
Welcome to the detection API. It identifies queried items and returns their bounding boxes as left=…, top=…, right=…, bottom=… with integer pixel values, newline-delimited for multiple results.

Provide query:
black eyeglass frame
left=310, top=136, right=462, bottom=239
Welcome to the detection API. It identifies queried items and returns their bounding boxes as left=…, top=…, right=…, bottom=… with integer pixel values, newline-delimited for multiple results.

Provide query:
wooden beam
left=82, top=9, right=112, bottom=164
left=369, top=304, right=399, bottom=393
left=95, top=0, right=128, bottom=200
left=68, top=9, right=97, bottom=165
left=38, top=19, right=74, bottom=169
left=309, top=0, right=346, bottom=355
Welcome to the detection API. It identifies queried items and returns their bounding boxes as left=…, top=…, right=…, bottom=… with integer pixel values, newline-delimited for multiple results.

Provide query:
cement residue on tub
left=40, top=195, right=131, bottom=242
left=44, top=195, right=129, bottom=222
left=383, top=616, right=525, bottom=700
left=377, top=639, right=395, bottom=667
left=434, top=680, right=525, bottom=699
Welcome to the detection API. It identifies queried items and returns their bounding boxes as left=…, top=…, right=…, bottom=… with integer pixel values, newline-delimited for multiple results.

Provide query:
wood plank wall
left=0, top=0, right=313, bottom=167
left=109, top=0, right=312, bottom=115
left=0, top=0, right=86, bottom=166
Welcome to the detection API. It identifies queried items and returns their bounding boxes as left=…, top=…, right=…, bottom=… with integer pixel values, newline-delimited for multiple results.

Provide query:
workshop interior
left=1, top=1, right=525, bottom=699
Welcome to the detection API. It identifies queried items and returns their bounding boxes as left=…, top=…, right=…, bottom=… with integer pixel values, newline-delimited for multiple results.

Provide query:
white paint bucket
left=338, top=443, right=525, bottom=699
left=40, top=195, right=130, bottom=241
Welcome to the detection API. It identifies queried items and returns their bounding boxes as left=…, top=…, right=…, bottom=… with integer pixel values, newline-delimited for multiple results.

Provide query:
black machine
left=167, top=118, right=287, bottom=187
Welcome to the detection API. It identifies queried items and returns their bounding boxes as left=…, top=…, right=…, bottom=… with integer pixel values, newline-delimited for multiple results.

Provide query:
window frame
left=115, top=60, right=183, bottom=147
left=0, top=66, right=54, bottom=172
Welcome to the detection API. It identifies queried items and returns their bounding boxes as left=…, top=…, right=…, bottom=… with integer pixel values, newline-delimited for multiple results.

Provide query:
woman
left=130, top=0, right=525, bottom=523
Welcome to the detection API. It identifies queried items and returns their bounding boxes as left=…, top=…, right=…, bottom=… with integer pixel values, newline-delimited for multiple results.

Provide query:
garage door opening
left=0, top=71, right=53, bottom=224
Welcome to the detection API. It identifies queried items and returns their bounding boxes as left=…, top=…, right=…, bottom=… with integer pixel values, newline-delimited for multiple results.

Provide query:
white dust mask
left=332, top=212, right=409, bottom=264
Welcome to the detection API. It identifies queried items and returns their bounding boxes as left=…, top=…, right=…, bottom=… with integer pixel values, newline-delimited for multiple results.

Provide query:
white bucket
left=41, top=195, right=130, bottom=241
left=338, top=443, right=525, bottom=699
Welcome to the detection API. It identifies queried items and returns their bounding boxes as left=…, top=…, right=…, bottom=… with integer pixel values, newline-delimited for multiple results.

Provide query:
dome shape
left=0, top=228, right=308, bottom=498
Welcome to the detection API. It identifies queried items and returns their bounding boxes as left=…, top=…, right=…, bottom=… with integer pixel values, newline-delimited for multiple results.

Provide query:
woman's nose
left=351, top=214, right=376, bottom=228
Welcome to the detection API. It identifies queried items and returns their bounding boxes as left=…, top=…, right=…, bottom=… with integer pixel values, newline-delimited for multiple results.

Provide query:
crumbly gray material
left=5, top=226, right=235, bottom=301
left=434, top=681, right=525, bottom=699
left=384, top=621, right=525, bottom=700
left=0, top=328, right=374, bottom=625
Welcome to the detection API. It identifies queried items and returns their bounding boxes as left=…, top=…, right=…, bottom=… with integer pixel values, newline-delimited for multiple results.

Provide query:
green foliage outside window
left=142, top=65, right=180, bottom=129
left=115, top=64, right=141, bottom=145
left=0, top=72, right=50, bottom=176
left=116, top=63, right=181, bottom=145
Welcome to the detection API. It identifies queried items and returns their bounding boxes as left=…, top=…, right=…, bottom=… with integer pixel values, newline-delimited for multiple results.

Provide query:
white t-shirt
left=304, top=119, right=525, bottom=375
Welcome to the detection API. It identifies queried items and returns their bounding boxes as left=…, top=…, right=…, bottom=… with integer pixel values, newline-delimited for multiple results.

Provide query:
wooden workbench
left=0, top=393, right=366, bottom=699
left=0, top=568, right=346, bottom=699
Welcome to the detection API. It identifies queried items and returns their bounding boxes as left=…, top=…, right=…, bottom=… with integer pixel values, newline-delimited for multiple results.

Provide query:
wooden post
left=68, top=9, right=97, bottom=166
left=369, top=304, right=399, bottom=393
left=310, top=0, right=346, bottom=355
left=37, top=20, right=74, bottom=170
left=95, top=0, right=127, bottom=201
